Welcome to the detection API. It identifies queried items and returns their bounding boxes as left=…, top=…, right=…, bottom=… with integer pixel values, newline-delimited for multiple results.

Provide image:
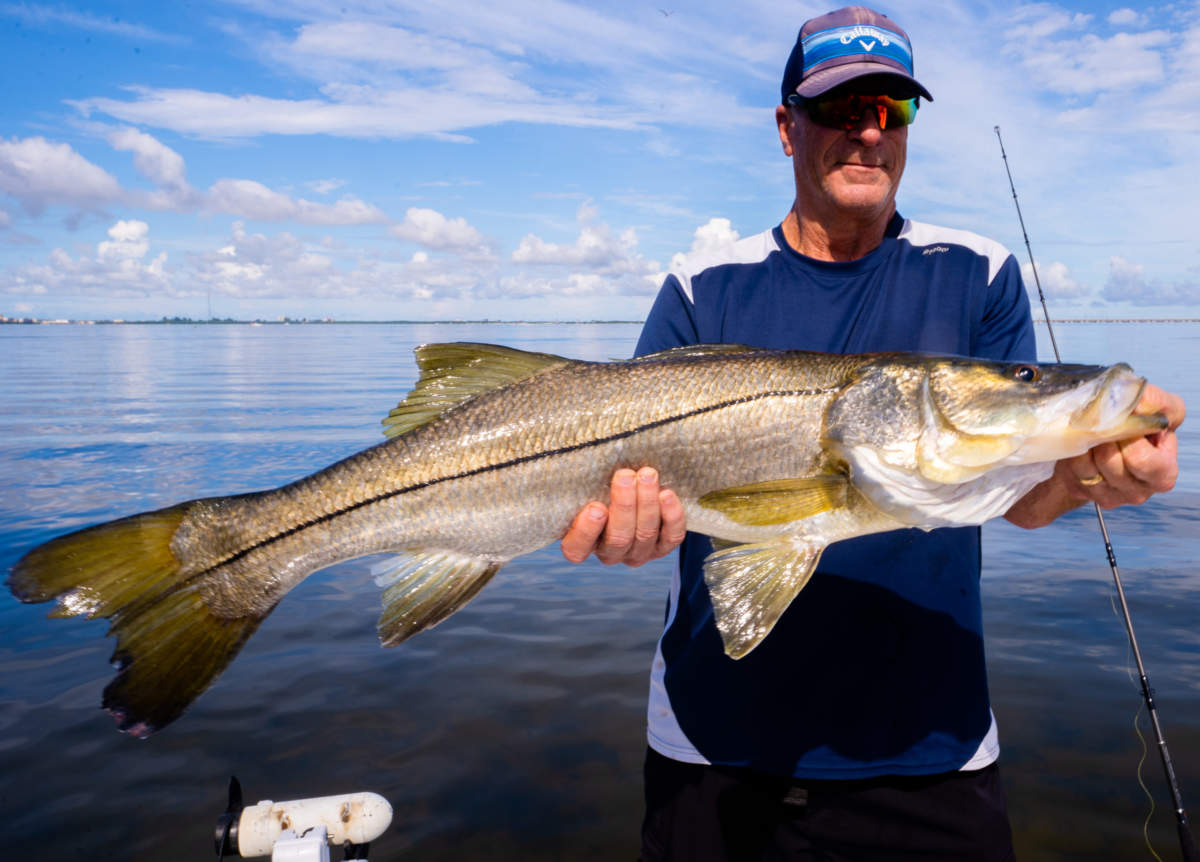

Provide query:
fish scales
left=195, top=350, right=862, bottom=617
left=7, top=342, right=1166, bottom=735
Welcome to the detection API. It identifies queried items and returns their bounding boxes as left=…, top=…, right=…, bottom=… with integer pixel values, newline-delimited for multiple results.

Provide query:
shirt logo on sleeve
left=922, top=245, right=949, bottom=255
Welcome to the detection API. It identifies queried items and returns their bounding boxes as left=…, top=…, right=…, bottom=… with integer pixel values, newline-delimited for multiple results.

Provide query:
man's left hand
left=1005, top=383, right=1185, bottom=528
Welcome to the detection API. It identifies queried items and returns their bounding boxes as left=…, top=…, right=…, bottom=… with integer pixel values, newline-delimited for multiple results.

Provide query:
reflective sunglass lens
left=806, top=95, right=917, bottom=131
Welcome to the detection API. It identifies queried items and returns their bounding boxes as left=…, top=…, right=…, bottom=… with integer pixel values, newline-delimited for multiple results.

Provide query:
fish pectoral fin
left=373, top=550, right=504, bottom=646
left=698, top=476, right=848, bottom=526
left=382, top=343, right=573, bottom=438
left=709, top=537, right=741, bottom=552
left=703, top=535, right=825, bottom=659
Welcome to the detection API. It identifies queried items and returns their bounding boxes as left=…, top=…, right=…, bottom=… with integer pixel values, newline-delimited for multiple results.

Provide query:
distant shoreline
left=3, top=317, right=1198, bottom=326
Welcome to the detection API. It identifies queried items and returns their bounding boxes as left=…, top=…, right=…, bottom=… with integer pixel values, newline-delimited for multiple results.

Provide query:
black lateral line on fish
left=189, top=386, right=834, bottom=583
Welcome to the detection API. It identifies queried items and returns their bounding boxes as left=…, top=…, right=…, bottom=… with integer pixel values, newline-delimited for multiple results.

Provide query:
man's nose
left=849, top=106, right=883, bottom=145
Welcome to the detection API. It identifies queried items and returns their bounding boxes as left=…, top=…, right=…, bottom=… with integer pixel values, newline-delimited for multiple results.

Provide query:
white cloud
left=1, top=218, right=494, bottom=304
left=512, top=202, right=652, bottom=272
left=1021, top=260, right=1090, bottom=299
left=108, top=127, right=189, bottom=192
left=1, top=218, right=167, bottom=297
left=391, top=207, right=492, bottom=254
left=197, top=223, right=336, bottom=297
left=668, top=217, right=741, bottom=272
left=307, top=178, right=346, bottom=195
left=0, top=133, right=389, bottom=227
left=207, top=179, right=301, bottom=222
left=0, top=136, right=122, bottom=215
left=97, top=220, right=150, bottom=261
left=205, top=178, right=387, bottom=225
left=287, top=20, right=503, bottom=74
left=1102, top=256, right=1200, bottom=305
left=69, top=85, right=641, bottom=142
left=191, top=221, right=498, bottom=302
left=63, top=0, right=770, bottom=143
left=503, top=202, right=661, bottom=297
left=1107, top=8, right=1145, bottom=28
left=1003, top=11, right=1169, bottom=95
left=0, top=3, right=182, bottom=43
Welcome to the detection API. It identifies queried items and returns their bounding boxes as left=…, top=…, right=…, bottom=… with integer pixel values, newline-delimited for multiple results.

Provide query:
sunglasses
left=788, top=92, right=919, bottom=131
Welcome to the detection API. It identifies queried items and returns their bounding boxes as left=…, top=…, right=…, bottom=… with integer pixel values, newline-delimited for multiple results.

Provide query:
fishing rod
left=994, top=125, right=1198, bottom=862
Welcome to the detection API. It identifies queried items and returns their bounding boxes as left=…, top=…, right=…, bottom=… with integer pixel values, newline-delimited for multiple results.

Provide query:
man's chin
left=827, top=186, right=895, bottom=215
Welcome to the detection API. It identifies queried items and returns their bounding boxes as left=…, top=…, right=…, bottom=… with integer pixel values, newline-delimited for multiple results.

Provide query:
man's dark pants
left=639, top=747, right=1016, bottom=861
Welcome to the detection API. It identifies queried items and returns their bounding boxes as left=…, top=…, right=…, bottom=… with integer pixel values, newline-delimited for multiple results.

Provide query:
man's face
left=777, top=89, right=908, bottom=227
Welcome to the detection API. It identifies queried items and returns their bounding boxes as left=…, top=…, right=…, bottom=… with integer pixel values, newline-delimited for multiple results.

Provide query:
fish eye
left=1010, top=364, right=1041, bottom=383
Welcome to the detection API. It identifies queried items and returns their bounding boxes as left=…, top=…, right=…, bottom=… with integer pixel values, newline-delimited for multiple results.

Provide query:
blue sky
left=1, top=0, right=1198, bottom=321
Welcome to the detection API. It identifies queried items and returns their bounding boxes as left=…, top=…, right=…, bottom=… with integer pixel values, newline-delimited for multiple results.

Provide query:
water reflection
left=0, top=322, right=1196, bottom=860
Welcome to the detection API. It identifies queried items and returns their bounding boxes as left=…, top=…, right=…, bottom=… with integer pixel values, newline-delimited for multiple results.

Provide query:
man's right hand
left=560, top=467, right=687, bottom=567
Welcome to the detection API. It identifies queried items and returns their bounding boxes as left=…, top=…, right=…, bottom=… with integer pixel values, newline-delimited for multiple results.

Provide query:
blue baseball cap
left=781, top=6, right=933, bottom=103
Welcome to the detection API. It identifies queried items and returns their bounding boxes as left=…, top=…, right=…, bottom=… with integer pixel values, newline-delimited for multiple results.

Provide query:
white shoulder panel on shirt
left=668, top=228, right=781, bottom=304
left=897, top=219, right=1012, bottom=285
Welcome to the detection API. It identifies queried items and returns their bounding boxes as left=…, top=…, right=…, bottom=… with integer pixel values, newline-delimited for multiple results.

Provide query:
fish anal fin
left=698, top=476, right=848, bottom=526
left=703, top=536, right=825, bottom=659
left=382, top=343, right=572, bottom=438
left=373, top=550, right=503, bottom=646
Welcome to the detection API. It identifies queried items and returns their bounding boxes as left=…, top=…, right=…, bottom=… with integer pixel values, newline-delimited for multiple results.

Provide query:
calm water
left=0, top=322, right=1196, bottom=861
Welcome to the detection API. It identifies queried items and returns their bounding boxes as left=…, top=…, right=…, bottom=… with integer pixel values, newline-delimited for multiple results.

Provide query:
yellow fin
left=382, top=342, right=572, bottom=438
left=703, top=535, right=825, bottom=659
left=632, top=343, right=758, bottom=362
left=9, top=503, right=264, bottom=736
left=698, top=476, right=848, bottom=526
left=104, top=589, right=261, bottom=737
left=372, top=550, right=503, bottom=646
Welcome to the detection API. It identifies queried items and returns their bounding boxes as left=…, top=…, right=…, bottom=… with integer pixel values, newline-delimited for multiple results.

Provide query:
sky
left=1, top=0, right=1198, bottom=321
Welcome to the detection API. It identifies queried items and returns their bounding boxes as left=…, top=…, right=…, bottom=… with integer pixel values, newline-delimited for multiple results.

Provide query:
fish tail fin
left=703, top=535, right=825, bottom=659
left=8, top=504, right=263, bottom=736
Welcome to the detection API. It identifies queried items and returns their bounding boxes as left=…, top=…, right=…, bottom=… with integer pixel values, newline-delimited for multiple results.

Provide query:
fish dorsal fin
left=631, top=343, right=758, bottom=362
left=698, top=476, right=848, bottom=526
left=371, top=549, right=504, bottom=646
left=704, top=535, right=825, bottom=658
left=383, top=342, right=571, bottom=438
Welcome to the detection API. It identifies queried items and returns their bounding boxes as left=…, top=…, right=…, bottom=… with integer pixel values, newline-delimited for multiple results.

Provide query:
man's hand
left=1005, top=383, right=1185, bottom=528
left=560, top=467, right=687, bottom=567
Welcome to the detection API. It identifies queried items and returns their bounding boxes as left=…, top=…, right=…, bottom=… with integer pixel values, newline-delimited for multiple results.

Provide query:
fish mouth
left=1068, top=364, right=1165, bottom=436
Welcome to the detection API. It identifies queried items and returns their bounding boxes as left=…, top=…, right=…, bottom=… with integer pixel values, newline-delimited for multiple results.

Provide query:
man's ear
left=776, top=105, right=795, bottom=157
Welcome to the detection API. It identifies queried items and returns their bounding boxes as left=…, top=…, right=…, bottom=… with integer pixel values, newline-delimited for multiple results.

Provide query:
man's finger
left=597, top=469, right=639, bottom=564
left=561, top=503, right=607, bottom=563
left=1135, top=383, right=1186, bottom=431
left=1064, top=451, right=1103, bottom=497
left=655, top=489, right=687, bottom=556
left=626, top=468, right=664, bottom=565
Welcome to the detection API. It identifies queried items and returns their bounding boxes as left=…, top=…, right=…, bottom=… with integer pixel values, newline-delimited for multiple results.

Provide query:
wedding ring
left=1079, top=474, right=1104, bottom=486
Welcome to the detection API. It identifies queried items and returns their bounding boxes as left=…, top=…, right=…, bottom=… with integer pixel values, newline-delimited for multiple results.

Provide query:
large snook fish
left=8, top=343, right=1166, bottom=736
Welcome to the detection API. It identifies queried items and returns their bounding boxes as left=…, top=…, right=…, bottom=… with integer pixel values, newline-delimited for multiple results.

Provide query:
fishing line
left=994, top=126, right=1197, bottom=862
left=1110, top=586, right=1167, bottom=861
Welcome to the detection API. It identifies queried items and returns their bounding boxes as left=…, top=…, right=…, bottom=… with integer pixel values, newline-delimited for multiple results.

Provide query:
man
left=562, top=6, right=1185, bottom=860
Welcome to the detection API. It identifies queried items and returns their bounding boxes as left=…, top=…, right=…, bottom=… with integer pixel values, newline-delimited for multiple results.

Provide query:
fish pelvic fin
left=8, top=504, right=265, bottom=736
left=703, top=535, right=826, bottom=659
left=372, top=550, right=503, bottom=646
left=698, top=476, right=848, bottom=526
left=382, top=343, right=572, bottom=438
